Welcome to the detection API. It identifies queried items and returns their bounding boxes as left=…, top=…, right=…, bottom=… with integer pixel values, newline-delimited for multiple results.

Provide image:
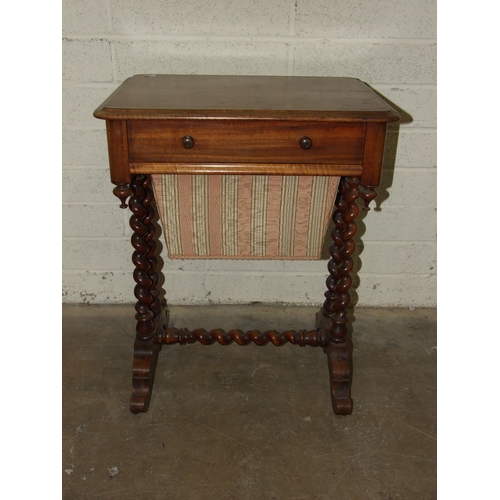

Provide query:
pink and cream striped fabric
left=151, top=174, right=340, bottom=260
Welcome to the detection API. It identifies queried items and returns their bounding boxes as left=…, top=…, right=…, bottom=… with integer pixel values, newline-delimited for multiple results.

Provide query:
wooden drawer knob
left=299, top=136, right=313, bottom=150
left=182, top=135, right=194, bottom=149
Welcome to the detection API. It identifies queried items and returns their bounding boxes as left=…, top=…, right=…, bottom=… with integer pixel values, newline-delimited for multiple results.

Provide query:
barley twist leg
left=321, top=176, right=361, bottom=415
left=128, top=174, right=162, bottom=414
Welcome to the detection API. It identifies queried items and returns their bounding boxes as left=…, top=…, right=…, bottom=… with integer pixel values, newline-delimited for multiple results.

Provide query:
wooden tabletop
left=94, top=75, right=400, bottom=122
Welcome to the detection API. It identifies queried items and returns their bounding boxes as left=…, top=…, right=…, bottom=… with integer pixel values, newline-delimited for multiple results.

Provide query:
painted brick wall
left=62, top=0, right=437, bottom=307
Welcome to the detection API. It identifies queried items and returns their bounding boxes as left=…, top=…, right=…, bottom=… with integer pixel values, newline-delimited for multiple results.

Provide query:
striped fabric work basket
left=151, top=174, right=340, bottom=260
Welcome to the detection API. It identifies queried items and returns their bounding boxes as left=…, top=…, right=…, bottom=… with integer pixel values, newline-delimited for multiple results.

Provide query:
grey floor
left=62, top=304, right=436, bottom=499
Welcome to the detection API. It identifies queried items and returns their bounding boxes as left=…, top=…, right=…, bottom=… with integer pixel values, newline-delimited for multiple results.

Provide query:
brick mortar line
left=63, top=197, right=437, bottom=206
left=62, top=125, right=437, bottom=133
left=62, top=269, right=437, bottom=277
left=62, top=237, right=436, bottom=245
left=62, top=78, right=437, bottom=86
left=63, top=35, right=437, bottom=44
left=62, top=165, right=109, bottom=169
left=63, top=82, right=437, bottom=89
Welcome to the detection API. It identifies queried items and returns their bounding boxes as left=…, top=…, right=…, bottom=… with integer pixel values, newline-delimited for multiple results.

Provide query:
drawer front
left=127, top=120, right=366, bottom=164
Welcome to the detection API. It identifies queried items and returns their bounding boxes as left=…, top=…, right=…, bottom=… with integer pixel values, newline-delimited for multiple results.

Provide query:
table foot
left=130, top=340, right=161, bottom=414
left=324, top=343, right=353, bottom=415
left=316, top=311, right=352, bottom=415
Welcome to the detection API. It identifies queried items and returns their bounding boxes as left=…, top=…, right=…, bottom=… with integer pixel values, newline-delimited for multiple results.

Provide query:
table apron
left=129, top=162, right=363, bottom=176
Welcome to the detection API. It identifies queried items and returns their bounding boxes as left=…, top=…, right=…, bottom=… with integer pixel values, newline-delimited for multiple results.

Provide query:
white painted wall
left=62, top=0, right=437, bottom=307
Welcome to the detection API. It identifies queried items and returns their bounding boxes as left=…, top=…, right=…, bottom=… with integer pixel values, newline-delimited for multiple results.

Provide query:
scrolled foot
left=325, top=343, right=353, bottom=415
left=130, top=341, right=161, bottom=413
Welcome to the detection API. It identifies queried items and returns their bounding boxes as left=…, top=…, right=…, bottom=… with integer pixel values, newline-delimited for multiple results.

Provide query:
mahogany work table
left=94, top=74, right=399, bottom=415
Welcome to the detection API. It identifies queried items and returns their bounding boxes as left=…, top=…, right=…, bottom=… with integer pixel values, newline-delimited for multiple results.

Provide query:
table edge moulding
left=93, top=74, right=400, bottom=415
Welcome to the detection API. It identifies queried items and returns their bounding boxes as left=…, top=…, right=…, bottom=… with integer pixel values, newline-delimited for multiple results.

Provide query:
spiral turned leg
left=128, top=174, right=163, bottom=414
left=320, top=176, right=363, bottom=415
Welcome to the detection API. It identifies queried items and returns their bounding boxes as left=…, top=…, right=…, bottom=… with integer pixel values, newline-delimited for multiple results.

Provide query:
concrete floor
left=62, top=304, right=436, bottom=499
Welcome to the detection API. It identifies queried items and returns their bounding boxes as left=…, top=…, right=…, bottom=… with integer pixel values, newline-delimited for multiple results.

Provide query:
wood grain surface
left=128, top=119, right=366, bottom=164
left=94, top=74, right=400, bottom=122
